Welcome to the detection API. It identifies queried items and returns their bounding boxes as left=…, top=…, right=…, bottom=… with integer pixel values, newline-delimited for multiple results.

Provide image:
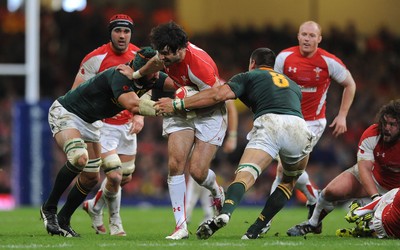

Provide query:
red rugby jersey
left=274, top=46, right=348, bottom=121
left=357, top=124, right=400, bottom=190
left=164, top=42, right=220, bottom=91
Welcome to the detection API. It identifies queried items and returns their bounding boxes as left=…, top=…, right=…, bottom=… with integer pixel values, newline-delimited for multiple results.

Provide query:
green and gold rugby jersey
left=58, top=67, right=167, bottom=123
left=227, top=67, right=302, bottom=120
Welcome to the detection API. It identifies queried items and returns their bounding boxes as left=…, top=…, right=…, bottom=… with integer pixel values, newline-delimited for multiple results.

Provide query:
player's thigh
left=119, top=154, right=135, bottom=163
left=239, top=148, right=274, bottom=172
left=233, top=148, right=274, bottom=189
left=167, top=129, right=195, bottom=172
left=323, top=170, right=367, bottom=201
left=54, top=129, right=82, bottom=149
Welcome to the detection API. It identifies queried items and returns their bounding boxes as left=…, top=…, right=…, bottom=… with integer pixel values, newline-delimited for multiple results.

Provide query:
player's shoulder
left=361, top=124, right=379, bottom=139
left=185, top=42, right=217, bottom=70
left=316, top=47, right=341, bottom=60
left=186, top=42, right=211, bottom=60
left=81, top=44, right=110, bottom=62
left=316, top=47, right=347, bottom=69
left=276, top=46, right=297, bottom=59
left=358, top=124, right=380, bottom=149
left=87, top=44, right=110, bottom=57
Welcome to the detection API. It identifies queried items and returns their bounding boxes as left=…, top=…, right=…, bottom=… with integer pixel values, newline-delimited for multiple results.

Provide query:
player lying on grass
left=337, top=187, right=400, bottom=238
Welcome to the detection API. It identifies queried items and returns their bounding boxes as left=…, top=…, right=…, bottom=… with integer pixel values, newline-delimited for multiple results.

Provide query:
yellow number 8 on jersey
left=270, top=72, right=289, bottom=88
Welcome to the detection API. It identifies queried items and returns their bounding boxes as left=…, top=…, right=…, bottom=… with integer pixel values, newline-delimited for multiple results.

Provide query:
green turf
left=0, top=206, right=398, bottom=249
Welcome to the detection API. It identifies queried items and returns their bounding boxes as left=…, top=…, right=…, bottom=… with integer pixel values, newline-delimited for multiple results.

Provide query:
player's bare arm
left=155, top=84, right=234, bottom=115
left=71, top=75, right=85, bottom=90
left=118, top=92, right=141, bottom=114
left=358, top=159, right=379, bottom=198
left=117, top=54, right=164, bottom=80
left=139, top=54, right=165, bottom=75
left=330, top=71, right=356, bottom=137
left=223, top=100, right=238, bottom=153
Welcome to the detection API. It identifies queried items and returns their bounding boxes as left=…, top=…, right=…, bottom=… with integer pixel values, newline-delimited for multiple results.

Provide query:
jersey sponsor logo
left=299, top=86, right=317, bottom=93
left=80, top=68, right=85, bottom=75
left=385, top=166, right=400, bottom=172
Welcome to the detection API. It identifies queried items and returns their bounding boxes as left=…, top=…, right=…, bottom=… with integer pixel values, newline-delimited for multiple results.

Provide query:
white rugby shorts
left=162, top=106, right=227, bottom=146
left=306, top=118, right=327, bottom=149
left=246, top=113, right=314, bottom=164
left=48, top=100, right=102, bottom=142
left=346, top=164, right=389, bottom=195
left=100, top=122, right=137, bottom=155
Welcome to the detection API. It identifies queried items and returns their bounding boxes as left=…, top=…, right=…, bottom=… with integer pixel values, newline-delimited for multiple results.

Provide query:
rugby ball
left=175, top=86, right=199, bottom=99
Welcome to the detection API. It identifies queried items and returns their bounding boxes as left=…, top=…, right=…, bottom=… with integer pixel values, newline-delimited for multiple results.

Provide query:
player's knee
left=322, top=186, right=336, bottom=200
left=236, top=163, right=262, bottom=182
left=63, top=138, right=88, bottom=170
left=282, top=168, right=304, bottom=187
left=106, top=170, right=122, bottom=187
left=102, top=155, right=124, bottom=187
left=168, top=157, right=185, bottom=175
left=118, top=160, right=135, bottom=186
left=188, top=168, right=205, bottom=184
left=121, top=160, right=135, bottom=176
left=102, top=154, right=122, bottom=175
left=79, top=171, right=100, bottom=189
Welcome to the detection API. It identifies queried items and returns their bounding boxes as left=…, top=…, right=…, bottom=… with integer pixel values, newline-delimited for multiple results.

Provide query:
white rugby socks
left=168, top=174, right=187, bottom=229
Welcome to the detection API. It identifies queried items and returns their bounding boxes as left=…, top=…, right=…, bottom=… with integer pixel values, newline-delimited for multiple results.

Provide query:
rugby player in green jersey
left=40, top=47, right=174, bottom=237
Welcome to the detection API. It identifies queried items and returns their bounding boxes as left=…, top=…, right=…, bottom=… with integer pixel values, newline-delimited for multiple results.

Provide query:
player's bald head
left=299, top=21, right=322, bottom=36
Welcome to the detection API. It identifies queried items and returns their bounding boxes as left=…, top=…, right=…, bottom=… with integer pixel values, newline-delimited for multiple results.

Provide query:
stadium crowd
left=0, top=7, right=399, bottom=206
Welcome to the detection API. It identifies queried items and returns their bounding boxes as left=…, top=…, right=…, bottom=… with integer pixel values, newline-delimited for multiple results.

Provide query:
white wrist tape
left=138, top=99, right=156, bottom=116
left=132, top=70, right=143, bottom=79
left=172, top=99, right=185, bottom=111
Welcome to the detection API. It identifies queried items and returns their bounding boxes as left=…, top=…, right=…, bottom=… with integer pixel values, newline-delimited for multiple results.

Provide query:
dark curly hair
left=149, top=21, right=188, bottom=53
left=377, top=99, right=400, bottom=135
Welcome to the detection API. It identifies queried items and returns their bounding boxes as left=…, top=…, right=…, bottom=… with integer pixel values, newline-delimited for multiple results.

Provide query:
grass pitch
left=0, top=206, right=398, bottom=249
